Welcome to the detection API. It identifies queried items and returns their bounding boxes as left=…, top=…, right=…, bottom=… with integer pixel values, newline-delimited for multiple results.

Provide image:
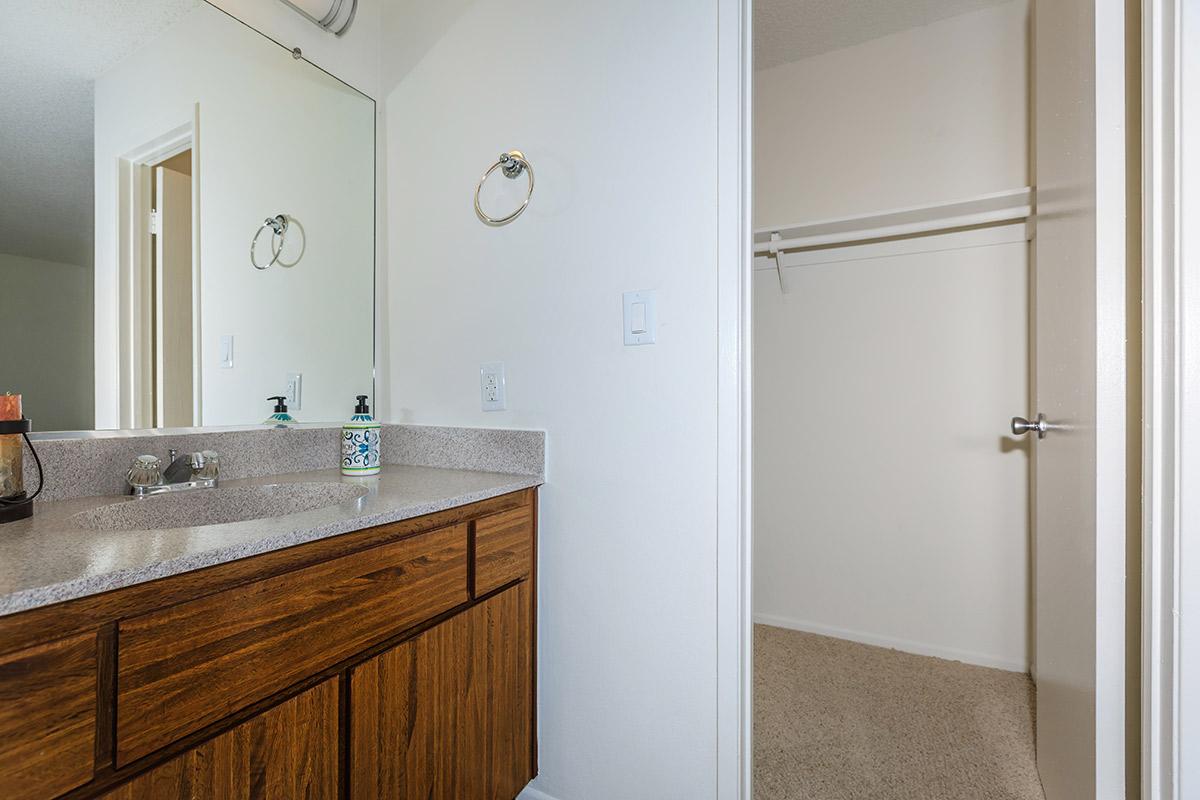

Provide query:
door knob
left=1011, top=413, right=1049, bottom=439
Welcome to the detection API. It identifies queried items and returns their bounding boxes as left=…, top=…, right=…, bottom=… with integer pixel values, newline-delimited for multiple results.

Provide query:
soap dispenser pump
left=342, top=394, right=381, bottom=476
left=265, top=396, right=296, bottom=427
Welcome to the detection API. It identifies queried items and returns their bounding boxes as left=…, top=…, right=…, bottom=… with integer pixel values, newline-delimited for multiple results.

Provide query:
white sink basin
left=71, top=482, right=370, bottom=532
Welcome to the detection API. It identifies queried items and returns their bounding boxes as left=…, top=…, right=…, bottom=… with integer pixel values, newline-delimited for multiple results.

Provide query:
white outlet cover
left=285, top=372, right=302, bottom=410
left=480, top=362, right=506, bottom=412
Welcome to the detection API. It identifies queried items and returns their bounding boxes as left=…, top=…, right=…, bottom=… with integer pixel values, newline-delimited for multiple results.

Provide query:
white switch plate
left=219, top=335, right=234, bottom=368
left=623, top=290, right=657, bottom=345
left=480, top=362, right=506, bottom=412
left=285, top=372, right=302, bottom=410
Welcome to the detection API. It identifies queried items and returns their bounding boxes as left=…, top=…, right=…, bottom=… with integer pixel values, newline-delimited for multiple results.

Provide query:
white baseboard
left=519, top=785, right=563, bottom=800
left=753, top=612, right=1029, bottom=674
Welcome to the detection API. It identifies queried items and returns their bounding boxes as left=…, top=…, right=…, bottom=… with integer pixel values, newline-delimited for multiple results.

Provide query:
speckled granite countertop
left=0, top=465, right=541, bottom=617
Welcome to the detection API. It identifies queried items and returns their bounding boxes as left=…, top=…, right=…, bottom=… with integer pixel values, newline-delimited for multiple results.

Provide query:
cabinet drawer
left=0, top=632, right=97, bottom=800
left=474, top=505, right=533, bottom=597
left=117, top=524, right=468, bottom=765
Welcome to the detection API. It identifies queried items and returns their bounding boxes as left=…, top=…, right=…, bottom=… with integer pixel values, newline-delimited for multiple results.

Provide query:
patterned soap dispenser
left=342, top=395, right=381, bottom=476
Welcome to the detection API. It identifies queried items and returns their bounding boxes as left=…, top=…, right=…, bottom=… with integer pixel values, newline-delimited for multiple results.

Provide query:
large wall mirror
left=0, top=1, right=375, bottom=433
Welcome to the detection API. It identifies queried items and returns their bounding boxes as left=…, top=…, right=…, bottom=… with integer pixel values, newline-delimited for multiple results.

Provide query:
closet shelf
left=753, top=187, right=1033, bottom=254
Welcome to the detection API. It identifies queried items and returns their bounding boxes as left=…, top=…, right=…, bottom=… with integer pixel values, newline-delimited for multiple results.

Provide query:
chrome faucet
left=126, top=449, right=220, bottom=496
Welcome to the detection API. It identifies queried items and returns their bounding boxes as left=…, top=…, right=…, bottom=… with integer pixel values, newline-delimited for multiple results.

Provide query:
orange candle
left=0, top=393, right=19, bottom=422
left=0, top=394, right=22, bottom=498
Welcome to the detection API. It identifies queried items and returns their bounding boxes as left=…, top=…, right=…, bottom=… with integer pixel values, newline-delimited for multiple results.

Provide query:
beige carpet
left=754, top=625, right=1045, bottom=800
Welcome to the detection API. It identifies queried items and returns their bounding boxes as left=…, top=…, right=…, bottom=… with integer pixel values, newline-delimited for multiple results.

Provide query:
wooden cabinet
left=0, top=488, right=537, bottom=800
left=100, top=680, right=338, bottom=799
left=0, top=633, right=97, bottom=800
left=350, top=582, right=533, bottom=800
left=117, top=524, right=468, bottom=765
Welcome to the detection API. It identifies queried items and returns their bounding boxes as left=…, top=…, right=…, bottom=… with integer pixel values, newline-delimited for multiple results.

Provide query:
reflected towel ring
left=251, top=214, right=289, bottom=270
left=475, top=151, right=534, bottom=226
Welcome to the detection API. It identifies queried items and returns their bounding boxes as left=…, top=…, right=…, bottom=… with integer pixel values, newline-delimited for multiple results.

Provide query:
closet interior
left=751, top=2, right=1041, bottom=798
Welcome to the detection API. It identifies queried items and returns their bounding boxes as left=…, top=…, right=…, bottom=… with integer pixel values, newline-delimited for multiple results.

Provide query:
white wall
left=93, top=4, right=374, bottom=428
left=0, top=253, right=94, bottom=431
left=378, top=0, right=474, bottom=92
left=753, top=1, right=1033, bottom=670
left=382, top=1, right=725, bottom=798
left=755, top=2, right=1029, bottom=224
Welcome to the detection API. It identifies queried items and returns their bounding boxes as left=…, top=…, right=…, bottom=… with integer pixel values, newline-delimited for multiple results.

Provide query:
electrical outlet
left=285, top=372, right=302, bottom=410
left=480, top=362, right=506, bottom=412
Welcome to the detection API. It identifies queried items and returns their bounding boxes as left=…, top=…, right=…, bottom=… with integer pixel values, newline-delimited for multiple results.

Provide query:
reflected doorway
left=148, top=150, right=194, bottom=427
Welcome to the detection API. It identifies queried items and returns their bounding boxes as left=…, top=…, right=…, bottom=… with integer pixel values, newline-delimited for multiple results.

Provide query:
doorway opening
left=747, top=0, right=1136, bottom=797
left=116, top=118, right=200, bottom=429
left=148, top=149, right=195, bottom=428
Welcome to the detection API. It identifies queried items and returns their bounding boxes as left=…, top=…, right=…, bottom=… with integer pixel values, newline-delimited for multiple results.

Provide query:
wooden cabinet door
left=102, top=679, right=338, bottom=799
left=0, top=632, right=97, bottom=800
left=351, top=582, right=533, bottom=800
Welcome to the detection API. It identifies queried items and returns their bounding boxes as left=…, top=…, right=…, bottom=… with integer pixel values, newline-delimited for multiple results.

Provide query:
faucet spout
left=162, top=452, right=201, bottom=484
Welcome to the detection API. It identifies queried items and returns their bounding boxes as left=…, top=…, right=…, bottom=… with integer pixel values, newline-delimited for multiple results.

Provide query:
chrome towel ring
left=251, top=214, right=289, bottom=270
left=475, top=150, right=534, bottom=226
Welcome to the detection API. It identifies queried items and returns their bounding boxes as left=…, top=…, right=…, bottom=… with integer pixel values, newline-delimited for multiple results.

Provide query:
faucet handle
left=127, top=455, right=162, bottom=488
left=196, top=450, right=220, bottom=480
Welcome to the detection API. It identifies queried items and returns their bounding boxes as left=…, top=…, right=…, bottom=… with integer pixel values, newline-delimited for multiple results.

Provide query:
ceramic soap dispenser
left=342, top=395, right=381, bottom=476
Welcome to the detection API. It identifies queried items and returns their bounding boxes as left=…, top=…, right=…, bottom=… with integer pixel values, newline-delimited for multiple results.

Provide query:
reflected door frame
left=114, top=110, right=202, bottom=429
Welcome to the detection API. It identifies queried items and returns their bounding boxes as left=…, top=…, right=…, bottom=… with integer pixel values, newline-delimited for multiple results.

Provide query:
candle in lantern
left=0, top=394, right=19, bottom=421
left=0, top=393, right=23, bottom=499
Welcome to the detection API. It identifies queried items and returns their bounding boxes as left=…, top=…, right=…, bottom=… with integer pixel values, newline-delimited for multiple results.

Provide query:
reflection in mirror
left=0, top=1, right=375, bottom=433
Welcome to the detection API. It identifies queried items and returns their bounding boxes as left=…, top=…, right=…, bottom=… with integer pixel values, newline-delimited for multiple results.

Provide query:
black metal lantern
left=0, top=417, right=43, bottom=524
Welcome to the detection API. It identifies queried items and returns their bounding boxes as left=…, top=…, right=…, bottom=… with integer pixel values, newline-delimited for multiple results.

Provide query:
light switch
left=219, top=335, right=234, bottom=368
left=631, top=302, right=647, bottom=334
left=623, top=290, right=657, bottom=345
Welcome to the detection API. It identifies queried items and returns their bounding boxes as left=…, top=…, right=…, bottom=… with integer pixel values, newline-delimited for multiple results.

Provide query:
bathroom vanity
left=0, top=457, right=540, bottom=800
left=3, top=0, right=549, bottom=793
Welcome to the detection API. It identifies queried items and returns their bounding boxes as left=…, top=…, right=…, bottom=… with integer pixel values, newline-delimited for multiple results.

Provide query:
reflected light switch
left=623, top=290, right=656, bottom=346
left=219, top=335, right=234, bottom=368
left=631, top=302, right=647, bottom=334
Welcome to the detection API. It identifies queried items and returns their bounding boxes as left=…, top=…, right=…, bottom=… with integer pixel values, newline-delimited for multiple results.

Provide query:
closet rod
left=753, top=187, right=1033, bottom=254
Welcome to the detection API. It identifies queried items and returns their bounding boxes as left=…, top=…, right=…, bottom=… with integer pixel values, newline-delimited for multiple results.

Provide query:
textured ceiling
left=0, top=0, right=199, bottom=267
left=754, top=0, right=1017, bottom=70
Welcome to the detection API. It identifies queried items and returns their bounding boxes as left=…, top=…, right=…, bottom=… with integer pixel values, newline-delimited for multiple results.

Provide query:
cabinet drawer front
left=0, top=632, right=97, bottom=800
left=474, top=505, right=533, bottom=596
left=117, top=524, right=468, bottom=765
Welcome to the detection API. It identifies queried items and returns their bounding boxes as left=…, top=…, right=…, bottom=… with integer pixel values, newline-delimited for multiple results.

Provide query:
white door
left=154, top=164, right=194, bottom=427
left=1027, top=1, right=1130, bottom=797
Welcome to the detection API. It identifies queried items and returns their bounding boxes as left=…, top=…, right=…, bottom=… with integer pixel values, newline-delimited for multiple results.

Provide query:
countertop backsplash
left=22, top=425, right=546, bottom=503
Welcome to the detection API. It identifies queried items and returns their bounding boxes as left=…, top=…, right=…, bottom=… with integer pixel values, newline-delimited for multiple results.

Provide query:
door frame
left=716, top=0, right=751, bottom=797
left=1141, top=0, right=1196, bottom=795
